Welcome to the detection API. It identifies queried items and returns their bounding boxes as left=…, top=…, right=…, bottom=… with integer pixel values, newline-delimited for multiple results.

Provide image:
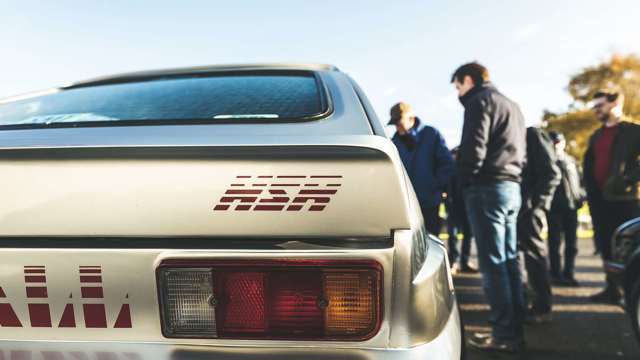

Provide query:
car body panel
left=0, top=307, right=463, bottom=360
left=0, top=246, right=394, bottom=345
left=0, top=238, right=455, bottom=349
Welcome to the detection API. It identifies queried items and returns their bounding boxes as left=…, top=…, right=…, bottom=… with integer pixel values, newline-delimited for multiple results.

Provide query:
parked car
left=0, top=64, right=463, bottom=359
left=607, top=217, right=640, bottom=343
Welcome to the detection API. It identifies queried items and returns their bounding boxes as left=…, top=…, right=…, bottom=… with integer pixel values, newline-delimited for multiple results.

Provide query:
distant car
left=0, top=64, right=463, bottom=359
left=607, top=217, right=640, bottom=342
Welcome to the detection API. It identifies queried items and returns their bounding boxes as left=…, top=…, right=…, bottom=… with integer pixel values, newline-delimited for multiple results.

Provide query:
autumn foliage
left=545, top=54, right=640, bottom=160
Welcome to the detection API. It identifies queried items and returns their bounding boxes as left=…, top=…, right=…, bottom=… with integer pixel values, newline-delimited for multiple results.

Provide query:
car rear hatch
left=0, top=137, right=410, bottom=237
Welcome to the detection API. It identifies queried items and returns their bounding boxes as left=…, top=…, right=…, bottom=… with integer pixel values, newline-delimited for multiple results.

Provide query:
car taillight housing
left=157, top=259, right=382, bottom=341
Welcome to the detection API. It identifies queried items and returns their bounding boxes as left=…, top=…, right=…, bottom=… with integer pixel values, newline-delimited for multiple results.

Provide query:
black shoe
left=550, top=275, right=564, bottom=286
left=589, top=288, right=621, bottom=304
left=561, top=277, right=580, bottom=287
left=468, top=333, right=523, bottom=353
left=525, top=310, right=553, bottom=324
left=552, top=276, right=580, bottom=287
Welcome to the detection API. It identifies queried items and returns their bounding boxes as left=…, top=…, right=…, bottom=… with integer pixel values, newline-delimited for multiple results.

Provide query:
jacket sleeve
left=583, top=141, right=597, bottom=204
left=433, top=129, right=455, bottom=191
left=623, top=124, right=640, bottom=182
left=457, top=99, right=490, bottom=183
left=531, top=130, right=561, bottom=210
left=573, top=160, right=587, bottom=204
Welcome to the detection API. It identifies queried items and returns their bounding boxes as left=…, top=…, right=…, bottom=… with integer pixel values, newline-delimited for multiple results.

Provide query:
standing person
left=518, top=127, right=561, bottom=324
left=548, top=131, right=585, bottom=287
left=388, top=102, right=454, bottom=235
left=452, top=62, right=527, bottom=352
left=446, top=147, right=477, bottom=274
left=584, top=89, right=640, bottom=304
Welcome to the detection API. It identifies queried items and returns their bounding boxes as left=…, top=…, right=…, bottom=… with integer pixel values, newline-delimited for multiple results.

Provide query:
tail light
left=157, top=259, right=382, bottom=341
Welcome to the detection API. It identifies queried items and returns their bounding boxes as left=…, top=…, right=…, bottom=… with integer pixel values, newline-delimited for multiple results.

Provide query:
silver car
left=0, top=64, right=463, bottom=359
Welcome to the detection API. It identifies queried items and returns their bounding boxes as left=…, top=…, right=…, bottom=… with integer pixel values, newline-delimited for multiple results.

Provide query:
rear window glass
left=0, top=72, right=329, bottom=129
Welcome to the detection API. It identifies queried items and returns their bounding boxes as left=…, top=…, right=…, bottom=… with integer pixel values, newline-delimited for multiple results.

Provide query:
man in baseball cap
left=388, top=102, right=454, bottom=235
left=547, top=131, right=585, bottom=287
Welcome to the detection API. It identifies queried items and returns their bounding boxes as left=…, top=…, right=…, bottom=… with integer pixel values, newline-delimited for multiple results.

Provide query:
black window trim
left=0, top=70, right=334, bottom=131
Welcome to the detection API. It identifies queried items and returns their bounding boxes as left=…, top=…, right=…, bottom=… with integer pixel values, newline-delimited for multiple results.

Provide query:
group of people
left=388, top=62, right=640, bottom=353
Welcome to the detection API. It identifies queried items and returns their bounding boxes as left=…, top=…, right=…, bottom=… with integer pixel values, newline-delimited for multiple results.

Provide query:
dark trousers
left=518, top=206, right=553, bottom=314
left=421, top=205, right=441, bottom=236
left=589, top=193, right=640, bottom=287
left=548, top=208, right=579, bottom=279
left=448, top=214, right=473, bottom=266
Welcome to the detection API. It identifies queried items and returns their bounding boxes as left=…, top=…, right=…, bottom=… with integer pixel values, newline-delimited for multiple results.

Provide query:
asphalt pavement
left=454, top=238, right=639, bottom=359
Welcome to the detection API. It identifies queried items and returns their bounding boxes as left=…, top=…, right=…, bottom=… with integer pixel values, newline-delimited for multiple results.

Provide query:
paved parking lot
left=454, top=239, right=639, bottom=359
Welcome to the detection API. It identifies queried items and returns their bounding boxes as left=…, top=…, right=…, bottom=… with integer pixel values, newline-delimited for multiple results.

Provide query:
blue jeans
left=464, top=181, right=525, bottom=342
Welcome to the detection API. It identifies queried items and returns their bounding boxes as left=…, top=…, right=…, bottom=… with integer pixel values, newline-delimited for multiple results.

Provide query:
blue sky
left=1, top=0, right=639, bottom=145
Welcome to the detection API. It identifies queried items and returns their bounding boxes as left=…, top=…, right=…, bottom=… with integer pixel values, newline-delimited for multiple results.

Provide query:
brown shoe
left=460, top=263, right=479, bottom=273
left=450, top=263, right=460, bottom=275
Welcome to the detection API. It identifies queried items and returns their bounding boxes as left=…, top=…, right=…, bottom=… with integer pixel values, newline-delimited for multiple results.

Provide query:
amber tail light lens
left=157, top=259, right=382, bottom=341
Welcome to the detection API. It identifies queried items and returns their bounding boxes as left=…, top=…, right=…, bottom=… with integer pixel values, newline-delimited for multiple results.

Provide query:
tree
left=568, top=54, right=640, bottom=117
left=546, top=54, right=640, bottom=160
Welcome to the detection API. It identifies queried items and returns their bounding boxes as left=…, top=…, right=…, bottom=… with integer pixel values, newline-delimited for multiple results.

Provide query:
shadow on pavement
left=454, top=239, right=639, bottom=359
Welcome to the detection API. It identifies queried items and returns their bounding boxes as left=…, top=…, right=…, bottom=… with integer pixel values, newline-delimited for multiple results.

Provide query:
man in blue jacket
left=389, top=102, right=454, bottom=235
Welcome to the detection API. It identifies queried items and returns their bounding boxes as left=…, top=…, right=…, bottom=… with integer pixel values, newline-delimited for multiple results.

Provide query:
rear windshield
left=0, top=72, right=329, bottom=129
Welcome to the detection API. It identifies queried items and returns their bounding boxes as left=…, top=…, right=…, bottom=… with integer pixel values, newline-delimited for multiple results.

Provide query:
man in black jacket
left=518, top=127, right=561, bottom=324
left=584, top=89, right=640, bottom=304
left=548, top=131, right=584, bottom=286
left=452, top=62, right=527, bottom=352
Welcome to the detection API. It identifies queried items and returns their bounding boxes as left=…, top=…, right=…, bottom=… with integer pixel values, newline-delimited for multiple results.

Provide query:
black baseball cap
left=387, top=102, right=413, bottom=125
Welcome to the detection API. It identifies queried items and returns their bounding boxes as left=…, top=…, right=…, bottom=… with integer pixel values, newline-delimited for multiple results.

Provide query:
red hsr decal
left=213, top=175, right=342, bottom=212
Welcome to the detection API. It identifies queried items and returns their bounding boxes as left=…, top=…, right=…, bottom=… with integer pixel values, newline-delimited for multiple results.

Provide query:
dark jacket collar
left=411, top=116, right=423, bottom=131
left=589, top=119, right=631, bottom=145
left=392, top=117, right=423, bottom=139
left=459, top=82, right=496, bottom=108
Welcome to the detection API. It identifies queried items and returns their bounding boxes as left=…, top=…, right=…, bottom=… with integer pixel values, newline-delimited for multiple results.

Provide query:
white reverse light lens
left=161, top=268, right=217, bottom=337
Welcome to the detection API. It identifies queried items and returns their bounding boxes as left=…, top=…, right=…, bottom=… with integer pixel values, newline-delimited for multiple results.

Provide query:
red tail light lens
left=158, top=259, right=382, bottom=341
left=269, top=272, right=323, bottom=336
left=216, top=272, right=267, bottom=334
